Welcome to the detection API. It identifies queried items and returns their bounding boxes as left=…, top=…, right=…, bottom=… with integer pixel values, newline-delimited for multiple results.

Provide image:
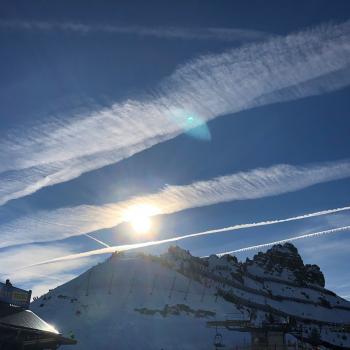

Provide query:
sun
left=130, top=215, right=151, bottom=234
left=123, top=204, right=159, bottom=234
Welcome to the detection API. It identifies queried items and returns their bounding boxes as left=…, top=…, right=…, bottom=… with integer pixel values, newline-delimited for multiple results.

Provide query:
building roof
left=0, top=309, right=58, bottom=334
left=0, top=306, right=76, bottom=348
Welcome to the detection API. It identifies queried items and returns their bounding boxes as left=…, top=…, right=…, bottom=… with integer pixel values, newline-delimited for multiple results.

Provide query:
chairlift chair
left=213, top=330, right=224, bottom=348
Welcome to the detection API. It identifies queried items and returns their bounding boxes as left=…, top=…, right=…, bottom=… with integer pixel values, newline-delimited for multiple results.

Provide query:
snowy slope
left=31, top=244, right=350, bottom=349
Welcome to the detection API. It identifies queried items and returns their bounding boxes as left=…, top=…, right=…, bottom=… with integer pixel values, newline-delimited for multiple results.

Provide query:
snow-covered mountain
left=31, top=243, right=350, bottom=349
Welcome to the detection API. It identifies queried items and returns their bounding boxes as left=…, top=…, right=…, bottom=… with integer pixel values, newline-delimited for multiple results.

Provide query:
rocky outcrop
left=244, top=243, right=325, bottom=287
left=304, top=264, right=325, bottom=287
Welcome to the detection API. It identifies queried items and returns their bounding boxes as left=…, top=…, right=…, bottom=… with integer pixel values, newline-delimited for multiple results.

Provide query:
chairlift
left=213, top=329, right=224, bottom=349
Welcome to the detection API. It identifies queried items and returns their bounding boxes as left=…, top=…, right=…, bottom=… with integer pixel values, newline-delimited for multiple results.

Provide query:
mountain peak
left=244, top=243, right=325, bottom=287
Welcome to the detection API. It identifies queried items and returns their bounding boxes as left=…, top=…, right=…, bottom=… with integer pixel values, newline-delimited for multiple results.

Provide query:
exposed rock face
left=166, top=243, right=326, bottom=288
left=244, top=243, right=325, bottom=287
left=304, top=264, right=325, bottom=288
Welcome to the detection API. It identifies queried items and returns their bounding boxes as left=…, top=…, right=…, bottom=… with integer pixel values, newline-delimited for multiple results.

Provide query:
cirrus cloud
left=0, top=20, right=350, bottom=205
left=1, top=159, right=350, bottom=249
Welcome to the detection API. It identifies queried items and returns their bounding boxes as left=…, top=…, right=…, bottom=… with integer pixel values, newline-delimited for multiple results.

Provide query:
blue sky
left=0, top=0, right=350, bottom=298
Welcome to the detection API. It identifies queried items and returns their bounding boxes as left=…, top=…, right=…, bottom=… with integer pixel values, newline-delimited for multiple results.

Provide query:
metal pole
left=129, top=271, right=136, bottom=294
left=108, top=272, right=115, bottom=295
left=85, top=270, right=92, bottom=296
left=168, top=276, right=177, bottom=299
left=150, top=274, right=158, bottom=295
left=184, top=278, right=192, bottom=301
left=200, top=284, right=206, bottom=302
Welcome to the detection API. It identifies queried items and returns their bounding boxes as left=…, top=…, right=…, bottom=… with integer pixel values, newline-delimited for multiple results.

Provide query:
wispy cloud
left=300, top=233, right=350, bottom=256
left=0, top=19, right=271, bottom=42
left=0, top=20, right=350, bottom=205
left=0, top=243, right=98, bottom=297
left=2, top=159, right=350, bottom=249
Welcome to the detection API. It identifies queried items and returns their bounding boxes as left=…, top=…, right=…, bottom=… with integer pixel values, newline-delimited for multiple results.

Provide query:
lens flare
left=169, top=108, right=211, bottom=140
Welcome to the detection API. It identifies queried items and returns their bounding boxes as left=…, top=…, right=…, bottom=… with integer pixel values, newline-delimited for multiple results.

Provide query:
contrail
left=0, top=19, right=271, bottom=42
left=85, top=234, right=110, bottom=248
left=1, top=20, right=350, bottom=205
left=3, top=160, right=350, bottom=249
left=216, top=225, right=350, bottom=256
left=22, top=205, right=350, bottom=268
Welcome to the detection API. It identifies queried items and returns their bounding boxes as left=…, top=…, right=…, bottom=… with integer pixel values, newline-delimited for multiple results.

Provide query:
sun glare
left=124, top=204, right=159, bottom=234
left=131, top=215, right=151, bottom=234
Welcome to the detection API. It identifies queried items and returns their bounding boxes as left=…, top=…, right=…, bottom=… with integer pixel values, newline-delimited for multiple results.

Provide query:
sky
left=0, top=0, right=350, bottom=299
